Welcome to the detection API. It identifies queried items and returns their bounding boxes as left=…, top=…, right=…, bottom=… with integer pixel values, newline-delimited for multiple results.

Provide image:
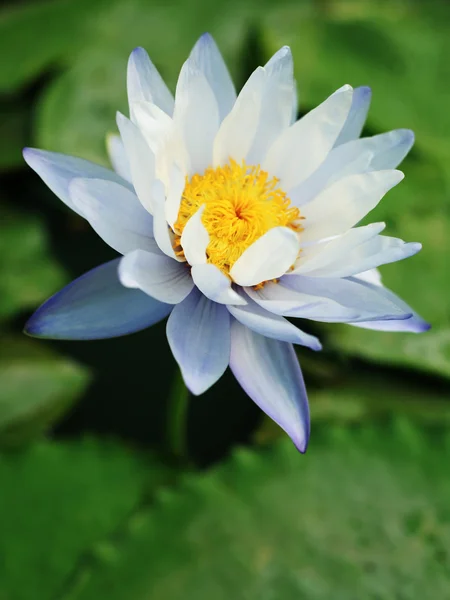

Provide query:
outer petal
left=116, top=112, right=156, bottom=214
left=189, top=33, right=236, bottom=122
left=368, top=129, right=415, bottom=170
left=300, top=170, right=404, bottom=243
left=22, top=148, right=130, bottom=218
left=24, top=259, right=172, bottom=340
left=106, top=134, right=132, bottom=182
left=174, top=59, right=220, bottom=174
left=191, top=264, right=246, bottom=305
left=229, top=320, right=310, bottom=452
left=293, top=222, right=386, bottom=274
left=283, top=275, right=411, bottom=322
left=246, top=282, right=360, bottom=322
left=350, top=270, right=430, bottom=333
left=127, top=46, right=174, bottom=118
left=230, top=227, right=300, bottom=286
left=166, top=288, right=230, bottom=395
left=69, top=178, right=156, bottom=255
left=289, top=128, right=413, bottom=208
left=119, top=249, right=193, bottom=304
left=262, top=85, right=353, bottom=191
left=304, top=235, right=421, bottom=278
left=227, top=296, right=322, bottom=350
left=334, top=86, right=371, bottom=146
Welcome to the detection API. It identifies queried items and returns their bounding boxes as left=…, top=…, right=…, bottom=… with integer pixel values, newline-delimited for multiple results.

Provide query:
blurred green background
left=1, top=0, right=450, bottom=598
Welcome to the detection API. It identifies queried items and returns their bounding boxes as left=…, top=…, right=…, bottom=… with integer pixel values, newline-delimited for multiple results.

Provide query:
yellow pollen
left=173, top=159, right=303, bottom=277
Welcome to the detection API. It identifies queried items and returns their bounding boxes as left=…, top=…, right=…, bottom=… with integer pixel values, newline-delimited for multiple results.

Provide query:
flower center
left=173, top=159, right=302, bottom=276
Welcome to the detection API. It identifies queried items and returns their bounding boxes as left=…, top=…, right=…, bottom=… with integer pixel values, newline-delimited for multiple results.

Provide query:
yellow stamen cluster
left=173, top=159, right=303, bottom=277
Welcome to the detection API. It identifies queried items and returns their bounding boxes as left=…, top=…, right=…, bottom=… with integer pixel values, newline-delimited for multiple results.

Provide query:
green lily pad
left=0, top=438, right=174, bottom=600
left=65, top=425, right=450, bottom=600
left=0, top=208, right=67, bottom=321
left=0, top=337, right=90, bottom=447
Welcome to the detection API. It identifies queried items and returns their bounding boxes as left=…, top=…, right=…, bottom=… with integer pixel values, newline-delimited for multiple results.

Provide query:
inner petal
left=173, top=159, right=303, bottom=278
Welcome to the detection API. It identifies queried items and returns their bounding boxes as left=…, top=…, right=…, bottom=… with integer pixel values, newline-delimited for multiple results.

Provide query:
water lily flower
left=23, top=34, right=429, bottom=452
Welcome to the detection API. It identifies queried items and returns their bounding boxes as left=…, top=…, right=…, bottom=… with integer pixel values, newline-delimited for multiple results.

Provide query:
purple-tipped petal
left=24, top=259, right=172, bottom=340
left=350, top=273, right=430, bottom=333
left=189, top=33, right=237, bottom=122
left=166, top=288, right=230, bottom=395
left=23, top=148, right=131, bottom=217
left=335, top=85, right=371, bottom=146
left=229, top=320, right=310, bottom=452
left=227, top=295, right=322, bottom=350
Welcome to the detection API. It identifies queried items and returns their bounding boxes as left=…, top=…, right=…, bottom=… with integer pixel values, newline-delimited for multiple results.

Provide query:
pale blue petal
left=191, top=263, right=246, bottom=305
left=369, top=129, right=414, bottom=170
left=349, top=278, right=430, bottom=333
left=229, top=320, right=310, bottom=452
left=166, top=288, right=230, bottom=395
left=283, top=275, right=412, bottom=322
left=106, top=134, right=132, bottom=182
left=246, top=283, right=360, bottom=322
left=23, top=148, right=131, bottom=217
left=335, top=86, right=371, bottom=146
left=119, top=249, right=193, bottom=304
left=227, top=295, right=322, bottom=350
left=127, top=47, right=174, bottom=117
left=116, top=111, right=156, bottom=214
left=25, top=259, right=172, bottom=340
left=189, top=33, right=236, bottom=122
left=69, top=178, right=157, bottom=255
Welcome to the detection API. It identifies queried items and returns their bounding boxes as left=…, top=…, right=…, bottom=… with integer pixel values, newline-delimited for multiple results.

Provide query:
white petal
left=167, top=289, right=230, bottom=395
left=180, top=205, right=209, bottom=265
left=119, top=249, right=193, bottom=304
left=127, top=46, right=174, bottom=118
left=189, top=33, right=236, bottom=122
left=262, top=85, right=353, bottom=190
left=288, top=145, right=373, bottom=207
left=23, top=148, right=130, bottom=218
left=152, top=180, right=184, bottom=261
left=230, top=227, right=300, bottom=286
left=283, top=275, right=411, bottom=322
left=69, top=178, right=157, bottom=255
left=246, top=46, right=295, bottom=165
left=350, top=271, right=430, bottom=333
left=129, top=101, right=173, bottom=155
left=106, top=134, right=132, bottom=182
left=227, top=295, right=322, bottom=350
left=293, top=222, right=386, bottom=274
left=246, top=283, right=360, bottom=322
left=335, top=86, right=371, bottom=146
left=116, top=112, right=156, bottom=214
left=165, top=163, right=186, bottom=228
left=191, top=263, right=246, bottom=305
left=174, top=60, right=220, bottom=174
left=369, top=129, right=415, bottom=170
left=213, top=66, right=266, bottom=167
left=306, top=235, right=421, bottom=278
left=300, top=170, right=404, bottom=243
left=229, top=321, right=310, bottom=452
left=290, top=128, right=413, bottom=208
left=356, top=268, right=382, bottom=286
